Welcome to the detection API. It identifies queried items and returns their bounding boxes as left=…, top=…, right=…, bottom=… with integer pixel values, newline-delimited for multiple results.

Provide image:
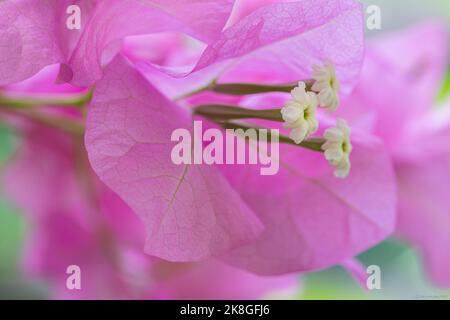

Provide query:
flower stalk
left=193, top=104, right=325, bottom=152
left=207, top=81, right=314, bottom=96
left=178, top=80, right=314, bottom=100
left=220, top=121, right=325, bottom=152
left=194, top=104, right=283, bottom=122
left=0, top=90, right=93, bottom=109
left=0, top=107, right=85, bottom=136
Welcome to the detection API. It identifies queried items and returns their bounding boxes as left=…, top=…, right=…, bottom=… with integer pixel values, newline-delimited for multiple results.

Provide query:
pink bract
left=340, top=22, right=450, bottom=287
left=85, top=54, right=397, bottom=275
left=0, top=0, right=235, bottom=86
left=85, top=55, right=264, bottom=261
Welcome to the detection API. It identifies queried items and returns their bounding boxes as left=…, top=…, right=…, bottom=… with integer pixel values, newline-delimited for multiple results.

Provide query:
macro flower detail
left=281, top=82, right=319, bottom=144
left=322, top=119, right=352, bottom=178
left=312, top=60, right=340, bottom=111
left=7, top=0, right=438, bottom=301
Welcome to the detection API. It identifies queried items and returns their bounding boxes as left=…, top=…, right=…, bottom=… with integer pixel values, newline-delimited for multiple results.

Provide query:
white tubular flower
left=311, top=60, right=340, bottom=111
left=281, top=81, right=318, bottom=144
left=322, top=119, right=352, bottom=178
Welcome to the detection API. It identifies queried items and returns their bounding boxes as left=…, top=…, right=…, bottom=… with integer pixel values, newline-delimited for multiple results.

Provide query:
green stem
left=210, top=82, right=298, bottom=95
left=0, top=90, right=93, bottom=109
left=177, top=80, right=314, bottom=99
left=194, top=104, right=283, bottom=122
left=194, top=104, right=324, bottom=152
left=220, top=121, right=324, bottom=152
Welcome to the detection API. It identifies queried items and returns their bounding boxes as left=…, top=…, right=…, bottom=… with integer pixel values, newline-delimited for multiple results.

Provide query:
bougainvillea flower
left=220, top=140, right=395, bottom=275
left=216, top=93, right=396, bottom=275
left=134, top=0, right=364, bottom=106
left=83, top=0, right=398, bottom=275
left=86, top=54, right=396, bottom=275
left=0, top=0, right=401, bottom=293
left=1, top=68, right=298, bottom=299
left=339, top=22, right=450, bottom=287
left=0, top=0, right=235, bottom=86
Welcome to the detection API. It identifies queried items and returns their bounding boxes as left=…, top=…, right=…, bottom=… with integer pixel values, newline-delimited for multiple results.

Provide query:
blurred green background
left=0, top=0, right=449, bottom=300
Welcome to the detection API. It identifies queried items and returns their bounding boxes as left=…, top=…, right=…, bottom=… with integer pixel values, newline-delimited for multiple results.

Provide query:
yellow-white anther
left=281, top=81, right=318, bottom=144
left=312, top=60, right=340, bottom=111
left=322, top=119, right=352, bottom=178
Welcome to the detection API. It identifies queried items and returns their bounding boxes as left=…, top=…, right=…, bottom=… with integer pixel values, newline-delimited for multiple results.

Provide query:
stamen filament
left=194, top=104, right=283, bottom=122
left=209, top=81, right=314, bottom=96
left=219, top=121, right=324, bottom=152
left=178, top=80, right=314, bottom=100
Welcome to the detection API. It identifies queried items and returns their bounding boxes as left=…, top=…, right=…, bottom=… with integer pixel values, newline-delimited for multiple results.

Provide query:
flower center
left=304, top=107, right=311, bottom=120
left=329, top=77, right=335, bottom=88
left=342, top=141, right=349, bottom=153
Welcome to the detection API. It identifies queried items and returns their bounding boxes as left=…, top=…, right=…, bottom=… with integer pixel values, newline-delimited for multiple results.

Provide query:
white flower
left=311, top=60, right=340, bottom=111
left=322, top=119, right=352, bottom=178
left=281, top=81, right=318, bottom=144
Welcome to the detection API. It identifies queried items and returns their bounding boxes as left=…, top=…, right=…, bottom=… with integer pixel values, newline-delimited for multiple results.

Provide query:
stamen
left=281, top=81, right=319, bottom=144
left=322, top=119, right=352, bottom=178
left=311, top=60, right=340, bottom=111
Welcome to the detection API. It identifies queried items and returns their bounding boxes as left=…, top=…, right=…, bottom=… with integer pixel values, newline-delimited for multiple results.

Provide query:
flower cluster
left=281, top=61, right=352, bottom=178
left=0, top=0, right=448, bottom=300
left=0, top=0, right=391, bottom=298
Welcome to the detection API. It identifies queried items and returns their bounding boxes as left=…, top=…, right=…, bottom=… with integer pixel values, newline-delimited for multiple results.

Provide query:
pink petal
left=0, top=0, right=63, bottom=86
left=370, top=22, right=448, bottom=116
left=220, top=132, right=396, bottom=275
left=339, top=22, right=449, bottom=153
left=85, top=55, right=263, bottom=262
left=396, top=101, right=450, bottom=287
left=396, top=158, right=450, bottom=287
left=192, top=0, right=364, bottom=95
left=142, top=0, right=235, bottom=42
left=0, top=0, right=235, bottom=86
left=152, top=260, right=299, bottom=299
left=2, top=64, right=85, bottom=95
left=65, top=0, right=235, bottom=86
left=227, top=0, right=292, bottom=27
